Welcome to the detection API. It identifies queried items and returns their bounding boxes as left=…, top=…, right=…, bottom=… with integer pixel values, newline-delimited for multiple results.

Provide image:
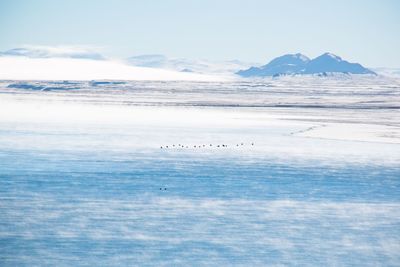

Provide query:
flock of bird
left=158, top=142, right=254, bottom=190
left=160, top=143, right=254, bottom=149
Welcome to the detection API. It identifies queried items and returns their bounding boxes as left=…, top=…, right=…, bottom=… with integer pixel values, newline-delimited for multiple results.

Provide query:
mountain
left=237, top=53, right=309, bottom=77
left=126, top=54, right=255, bottom=75
left=303, top=53, right=374, bottom=74
left=237, top=53, right=375, bottom=77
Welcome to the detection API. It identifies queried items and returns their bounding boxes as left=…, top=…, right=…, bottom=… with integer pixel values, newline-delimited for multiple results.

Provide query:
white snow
left=126, top=54, right=257, bottom=76
left=0, top=77, right=399, bottom=165
left=372, top=67, right=400, bottom=78
left=0, top=56, right=225, bottom=81
left=295, top=123, right=400, bottom=144
left=324, top=52, right=341, bottom=61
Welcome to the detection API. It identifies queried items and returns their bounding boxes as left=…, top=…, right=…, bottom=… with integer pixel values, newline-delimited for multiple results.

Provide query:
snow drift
left=0, top=56, right=224, bottom=81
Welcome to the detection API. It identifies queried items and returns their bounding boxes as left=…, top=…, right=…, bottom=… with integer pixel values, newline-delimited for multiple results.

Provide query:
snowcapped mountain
left=0, top=46, right=105, bottom=60
left=237, top=53, right=375, bottom=77
left=126, top=54, right=255, bottom=75
left=237, top=53, right=309, bottom=77
left=303, top=53, right=375, bottom=74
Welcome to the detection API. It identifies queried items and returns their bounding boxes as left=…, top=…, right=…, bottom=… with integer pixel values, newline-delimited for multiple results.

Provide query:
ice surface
left=0, top=77, right=399, bottom=266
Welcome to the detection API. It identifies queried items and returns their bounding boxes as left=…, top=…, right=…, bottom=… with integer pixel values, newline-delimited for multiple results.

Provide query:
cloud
left=0, top=45, right=105, bottom=60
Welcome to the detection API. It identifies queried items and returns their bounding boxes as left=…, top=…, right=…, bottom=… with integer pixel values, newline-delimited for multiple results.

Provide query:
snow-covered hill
left=372, top=67, right=400, bottom=78
left=0, top=46, right=226, bottom=81
left=0, top=56, right=225, bottom=81
left=126, top=54, right=255, bottom=76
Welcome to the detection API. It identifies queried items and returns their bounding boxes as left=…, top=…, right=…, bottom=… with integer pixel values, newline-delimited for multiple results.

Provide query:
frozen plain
left=0, top=76, right=400, bottom=266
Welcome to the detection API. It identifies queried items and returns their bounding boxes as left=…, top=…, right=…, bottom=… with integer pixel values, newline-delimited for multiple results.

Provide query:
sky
left=0, top=0, right=399, bottom=67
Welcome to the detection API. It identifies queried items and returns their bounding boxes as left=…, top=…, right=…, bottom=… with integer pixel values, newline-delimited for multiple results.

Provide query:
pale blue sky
left=0, top=0, right=399, bottom=67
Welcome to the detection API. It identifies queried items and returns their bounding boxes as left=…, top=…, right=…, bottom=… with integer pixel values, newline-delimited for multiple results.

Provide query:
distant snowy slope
left=372, top=67, right=400, bottom=78
left=0, top=57, right=224, bottom=81
left=127, top=54, right=255, bottom=75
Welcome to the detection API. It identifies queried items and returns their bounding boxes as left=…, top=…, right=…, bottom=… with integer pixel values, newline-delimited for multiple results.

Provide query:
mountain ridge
left=237, top=53, right=375, bottom=77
